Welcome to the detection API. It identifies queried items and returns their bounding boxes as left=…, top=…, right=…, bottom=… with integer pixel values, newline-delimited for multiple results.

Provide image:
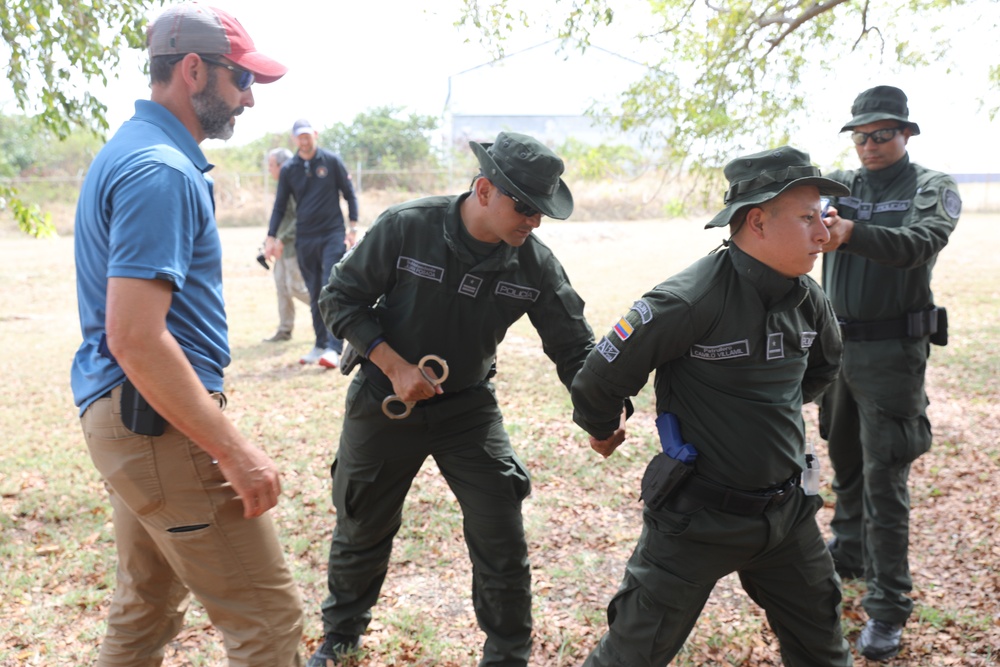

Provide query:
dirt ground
left=1, top=213, right=997, bottom=666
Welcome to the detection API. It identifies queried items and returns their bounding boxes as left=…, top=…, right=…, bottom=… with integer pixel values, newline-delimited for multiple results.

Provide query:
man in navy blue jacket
left=265, top=118, right=359, bottom=367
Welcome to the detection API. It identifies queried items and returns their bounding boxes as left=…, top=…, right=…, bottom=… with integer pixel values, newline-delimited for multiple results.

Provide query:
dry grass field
left=1, top=208, right=997, bottom=666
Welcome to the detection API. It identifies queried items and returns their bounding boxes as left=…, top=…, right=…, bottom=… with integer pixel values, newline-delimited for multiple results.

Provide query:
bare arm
left=106, top=277, right=281, bottom=519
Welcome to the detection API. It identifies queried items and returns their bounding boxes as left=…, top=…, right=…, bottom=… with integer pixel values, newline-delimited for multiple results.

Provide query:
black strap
left=839, top=307, right=941, bottom=342
left=671, top=474, right=799, bottom=516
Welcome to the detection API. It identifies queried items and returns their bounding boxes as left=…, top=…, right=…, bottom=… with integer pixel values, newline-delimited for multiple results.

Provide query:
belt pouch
left=640, top=453, right=694, bottom=510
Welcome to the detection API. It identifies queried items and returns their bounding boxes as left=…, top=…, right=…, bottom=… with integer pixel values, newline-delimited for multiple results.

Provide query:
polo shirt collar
left=133, top=99, right=213, bottom=173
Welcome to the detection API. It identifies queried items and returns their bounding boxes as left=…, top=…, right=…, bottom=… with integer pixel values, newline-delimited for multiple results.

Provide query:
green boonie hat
left=705, top=146, right=850, bottom=229
left=470, top=131, right=574, bottom=220
left=840, top=85, right=921, bottom=135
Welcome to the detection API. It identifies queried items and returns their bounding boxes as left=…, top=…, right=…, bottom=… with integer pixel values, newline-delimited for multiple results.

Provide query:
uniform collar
left=728, top=242, right=805, bottom=310
left=445, top=192, right=519, bottom=269
left=862, top=151, right=910, bottom=188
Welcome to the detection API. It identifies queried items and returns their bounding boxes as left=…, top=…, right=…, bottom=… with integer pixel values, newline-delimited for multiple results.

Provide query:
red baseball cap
left=147, top=2, right=287, bottom=84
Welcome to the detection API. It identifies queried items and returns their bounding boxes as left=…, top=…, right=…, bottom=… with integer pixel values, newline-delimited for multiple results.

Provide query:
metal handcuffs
left=381, top=354, right=449, bottom=419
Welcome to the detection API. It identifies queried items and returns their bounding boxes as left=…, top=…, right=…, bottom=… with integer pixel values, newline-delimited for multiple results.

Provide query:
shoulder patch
left=595, top=336, right=620, bottom=363
left=943, top=189, right=962, bottom=218
left=629, top=299, right=653, bottom=324
left=613, top=317, right=634, bottom=341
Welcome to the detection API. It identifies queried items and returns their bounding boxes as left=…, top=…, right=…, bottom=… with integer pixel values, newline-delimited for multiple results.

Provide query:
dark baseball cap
left=705, top=146, right=850, bottom=229
left=147, top=3, right=287, bottom=84
left=840, top=85, right=920, bottom=135
left=292, top=119, right=315, bottom=136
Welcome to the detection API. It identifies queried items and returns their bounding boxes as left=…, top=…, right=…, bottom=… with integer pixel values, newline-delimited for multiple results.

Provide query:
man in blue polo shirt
left=71, top=4, right=303, bottom=664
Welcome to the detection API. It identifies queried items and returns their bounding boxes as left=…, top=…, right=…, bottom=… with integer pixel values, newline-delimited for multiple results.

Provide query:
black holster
left=120, top=378, right=166, bottom=436
left=640, top=453, right=694, bottom=510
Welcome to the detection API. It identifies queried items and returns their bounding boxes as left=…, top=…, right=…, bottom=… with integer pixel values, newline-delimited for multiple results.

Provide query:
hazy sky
left=6, top=0, right=999, bottom=173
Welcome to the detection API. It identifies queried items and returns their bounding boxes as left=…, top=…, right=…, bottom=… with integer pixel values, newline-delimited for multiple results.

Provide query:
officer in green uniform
left=571, top=146, right=853, bottom=667
left=305, top=131, right=595, bottom=667
left=819, top=85, right=961, bottom=661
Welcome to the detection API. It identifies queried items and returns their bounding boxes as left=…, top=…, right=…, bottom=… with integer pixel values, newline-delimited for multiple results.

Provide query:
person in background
left=305, top=131, right=595, bottom=667
left=820, top=84, right=961, bottom=662
left=265, top=118, right=359, bottom=368
left=571, top=146, right=853, bottom=667
left=262, top=147, right=311, bottom=343
left=70, top=4, right=304, bottom=665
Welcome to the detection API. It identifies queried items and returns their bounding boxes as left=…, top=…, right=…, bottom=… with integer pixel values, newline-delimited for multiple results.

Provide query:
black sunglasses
left=198, top=55, right=255, bottom=91
left=492, top=181, right=541, bottom=218
left=850, top=126, right=906, bottom=146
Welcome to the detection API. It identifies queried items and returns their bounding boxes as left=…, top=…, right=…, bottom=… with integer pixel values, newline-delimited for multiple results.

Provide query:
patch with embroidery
left=800, top=331, right=817, bottom=348
left=596, top=336, right=620, bottom=363
left=458, top=274, right=483, bottom=297
left=613, top=317, right=634, bottom=341
left=874, top=200, right=911, bottom=214
left=943, top=189, right=962, bottom=218
left=630, top=299, right=653, bottom=324
left=397, top=256, right=444, bottom=282
left=495, top=281, right=540, bottom=302
left=767, top=333, right=785, bottom=360
left=315, top=165, right=329, bottom=179
left=689, top=340, right=750, bottom=361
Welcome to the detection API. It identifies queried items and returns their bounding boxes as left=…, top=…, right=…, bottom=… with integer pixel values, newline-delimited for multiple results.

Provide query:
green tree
left=1, top=0, right=159, bottom=236
left=320, top=106, right=441, bottom=189
left=0, top=114, right=41, bottom=178
left=458, top=0, right=998, bottom=180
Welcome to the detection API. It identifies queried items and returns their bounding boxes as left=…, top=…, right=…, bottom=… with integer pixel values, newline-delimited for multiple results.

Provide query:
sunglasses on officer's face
left=198, top=55, right=255, bottom=91
left=493, top=182, right=541, bottom=218
left=850, top=126, right=906, bottom=146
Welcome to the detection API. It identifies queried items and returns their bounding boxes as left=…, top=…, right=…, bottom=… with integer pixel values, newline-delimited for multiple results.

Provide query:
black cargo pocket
left=330, top=456, right=385, bottom=525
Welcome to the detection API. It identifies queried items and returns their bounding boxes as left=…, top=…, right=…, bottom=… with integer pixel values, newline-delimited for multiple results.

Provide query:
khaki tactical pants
left=82, top=386, right=304, bottom=667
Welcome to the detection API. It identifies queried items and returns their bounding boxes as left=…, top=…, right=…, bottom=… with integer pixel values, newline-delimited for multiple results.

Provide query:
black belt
left=839, top=307, right=942, bottom=342
left=667, top=474, right=800, bottom=516
left=96, top=385, right=226, bottom=409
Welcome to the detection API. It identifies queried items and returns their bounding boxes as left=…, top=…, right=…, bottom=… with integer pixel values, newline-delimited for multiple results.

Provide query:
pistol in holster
left=640, top=412, right=698, bottom=510
left=339, top=341, right=363, bottom=376
left=120, top=378, right=166, bottom=436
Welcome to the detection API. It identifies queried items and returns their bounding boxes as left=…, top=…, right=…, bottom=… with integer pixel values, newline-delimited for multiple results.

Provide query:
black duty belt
left=839, top=307, right=943, bottom=342
left=668, top=474, right=800, bottom=516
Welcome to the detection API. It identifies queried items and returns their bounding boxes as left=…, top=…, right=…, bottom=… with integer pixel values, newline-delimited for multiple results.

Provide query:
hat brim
left=229, top=50, right=288, bottom=84
left=704, top=176, right=851, bottom=229
left=470, top=141, right=574, bottom=220
left=840, top=113, right=920, bottom=135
